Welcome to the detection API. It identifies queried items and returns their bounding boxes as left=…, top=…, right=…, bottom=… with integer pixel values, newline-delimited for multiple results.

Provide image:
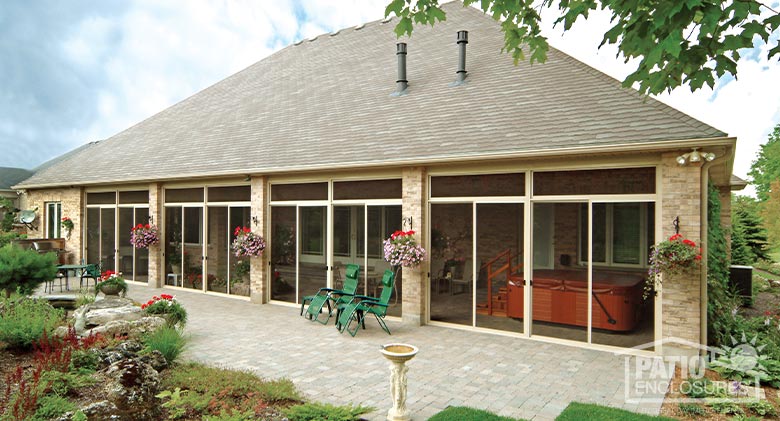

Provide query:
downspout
left=699, top=156, right=721, bottom=350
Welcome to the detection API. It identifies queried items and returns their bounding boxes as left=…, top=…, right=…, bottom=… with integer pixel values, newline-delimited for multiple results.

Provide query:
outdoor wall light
left=676, top=148, right=716, bottom=166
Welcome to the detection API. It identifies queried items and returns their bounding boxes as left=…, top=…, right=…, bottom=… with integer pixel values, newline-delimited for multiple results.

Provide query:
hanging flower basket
left=383, top=230, right=426, bottom=269
left=231, top=226, right=266, bottom=258
left=60, top=217, right=74, bottom=239
left=130, top=224, right=160, bottom=249
left=645, top=233, right=702, bottom=298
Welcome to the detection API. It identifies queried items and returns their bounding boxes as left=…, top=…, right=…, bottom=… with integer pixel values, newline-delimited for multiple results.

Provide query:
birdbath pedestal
left=381, top=343, right=419, bottom=421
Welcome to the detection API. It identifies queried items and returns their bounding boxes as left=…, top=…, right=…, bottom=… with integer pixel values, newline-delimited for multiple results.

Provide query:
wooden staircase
left=475, top=249, right=522, bottom=317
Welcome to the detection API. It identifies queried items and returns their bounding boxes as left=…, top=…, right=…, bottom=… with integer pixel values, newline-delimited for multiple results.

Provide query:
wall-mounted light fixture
left=148, top=215, right=154, bottom=224
left=676, top=147, right=716, bottom=166
left=252, top=216, right=260, bottom=227
left=402, top=216, right=413, bottom=231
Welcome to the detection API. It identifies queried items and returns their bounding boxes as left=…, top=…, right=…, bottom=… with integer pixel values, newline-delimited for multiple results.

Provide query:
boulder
left=84, top=302, right=142, bottom=328
left=85, top=316, right=166, bottom=339
left=102, top=358, right=161, bottom=420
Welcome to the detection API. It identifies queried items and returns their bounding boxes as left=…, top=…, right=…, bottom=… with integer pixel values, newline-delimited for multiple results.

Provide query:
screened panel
left=86, top=192, right=116, bottom=205
left=208, top=186, right=250, bottom=202
left=182, top=207, right=204, bottom=290
left=430, top=203, right=473, bottom=326
left=165, top=207, right=183, bottom=287
left=228, top=207, right=251, bottom=296
left=86, top=208, right=100, bottom=265
left=100, top=208, right=116, bottom=272
left=207, top=207, right=229, bottom=294
left=533, top=168, right=655, bottom=196
left=118, top=208, right=134, bottom=279
left=271, top=206, right=296, bottom=302
left=271, top=183, right=328, bottom=201
left=431, top=173, right=525, bottom=197
left=612, top=204, right=642, bottom=264
left=165, top=188, right=204, bottom=203
left=118, top=191, right=149, bottom=204
left=333, top=179, right=402, bottom=200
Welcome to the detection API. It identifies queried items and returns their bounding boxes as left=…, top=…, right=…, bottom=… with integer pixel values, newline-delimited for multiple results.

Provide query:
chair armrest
left=361, top=300, right=388, bottom=308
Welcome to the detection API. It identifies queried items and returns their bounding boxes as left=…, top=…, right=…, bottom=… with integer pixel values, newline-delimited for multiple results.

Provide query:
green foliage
left=709, top=400, right=744, bottom=415
left=732, top=195, right=769, bottom=263
left=0, top=231, right=20, bottom=248
left=156, top=387, right=189, bottom=420
left=31, top=394, right=76, bottom=421
left=74, top=292, right=95, bottom=308
left=143, top=325, right=187, bottom=364
left=677, top=403, right=706, bottom=417
left=40, top=369, right=95, bottom=396
left=556, top=402, right=676, bottom=420
left=0, top=198, right=18, bottom=233
left=142, top=295, right=187, bottom=327
left=682, top=377, right=719, bottom=399
left=745, top=399, right=777, bottom=416
left=761, top=180, right=780, bottom=250
left=70, top=349, right=100, bottom=372
left=72, top=410, right=87, bottom=421
left=94, top=272, right=128, bottom=297
left=0, top=297, right=63, bottom=349
left=386, top=1, right=780, bottom=95
left=159, top=362, right=302, bottom=419
left=202, top=409, right=257, bottom=421
left=0, top=244, right=58, bottom=297
left=283, top=403, right=372, bottom=421
left=749, top=124, right=780, bottom=202
left=429, top=406, right=519, bottom=420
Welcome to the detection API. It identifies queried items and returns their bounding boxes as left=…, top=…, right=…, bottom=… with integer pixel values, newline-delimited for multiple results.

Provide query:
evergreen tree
left=762, top=180, right=780, bottom=253
left=749, top=124, right=780, bottom=202
left=732, top=195, right=769, bottom=263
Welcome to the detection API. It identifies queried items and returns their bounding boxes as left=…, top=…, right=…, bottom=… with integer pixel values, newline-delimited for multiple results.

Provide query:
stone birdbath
left=381, top=343, right=418, bottom=421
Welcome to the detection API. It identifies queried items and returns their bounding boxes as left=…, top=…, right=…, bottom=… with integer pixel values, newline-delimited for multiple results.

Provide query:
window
left=579, top=203, right=653, bottom=267
left=46, top=202, right=62, bottom=239
left=301, top=207, right=324, bottom=255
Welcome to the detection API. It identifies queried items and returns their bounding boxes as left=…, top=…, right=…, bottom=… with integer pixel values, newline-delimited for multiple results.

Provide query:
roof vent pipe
left=456, top=30, right=468, bottom=83
left=395, top=42, right=408, bottom=95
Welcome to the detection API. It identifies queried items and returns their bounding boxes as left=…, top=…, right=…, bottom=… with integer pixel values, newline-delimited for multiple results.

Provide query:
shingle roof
left=17, top=2, right=727, bottom=189
left=0, top=167, right=33, bottom=191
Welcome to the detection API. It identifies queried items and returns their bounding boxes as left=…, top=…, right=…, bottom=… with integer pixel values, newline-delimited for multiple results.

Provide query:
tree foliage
left=762, top=180, right=780, bottom=249
left=749, top=124, right=780, bottom=202
left=732, top=194, right=769, bottom=264
left=0, top=244, right=58, bottom=297
left=708, top=181, right=741, bottom=347
left=386, top=0, right=780, bottom=95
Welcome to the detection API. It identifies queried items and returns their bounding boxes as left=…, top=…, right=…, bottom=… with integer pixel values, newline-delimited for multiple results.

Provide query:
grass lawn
left=430, top=403, right=675, bottom=421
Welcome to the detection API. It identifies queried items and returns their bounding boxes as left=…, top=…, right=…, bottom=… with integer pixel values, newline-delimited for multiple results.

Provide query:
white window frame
left=45, top=202, right=62, bottom=239
left=577, top=202, right=650, bottom=268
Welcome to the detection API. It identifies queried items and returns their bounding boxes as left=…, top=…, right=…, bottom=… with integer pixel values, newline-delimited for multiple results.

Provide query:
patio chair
left=336, top=269, right=394, bottom=337
left=80, top=263, right=101, bottom=290
left=301, top=263, right=359, bottom=324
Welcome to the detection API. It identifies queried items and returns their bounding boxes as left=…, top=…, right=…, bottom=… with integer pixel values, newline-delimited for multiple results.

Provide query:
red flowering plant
left=383, top=230, right=427, bottom=269
left=231, top=226, right=266, bottom=258
left=93, top=270, right=128, bottom=297
left=60, top=217, right=74, bottom=231
left=140, top=293, right=187, bottom=327
left=130, top=223, right=160, bottom=249
left=645, top=233, right=702, bottom=298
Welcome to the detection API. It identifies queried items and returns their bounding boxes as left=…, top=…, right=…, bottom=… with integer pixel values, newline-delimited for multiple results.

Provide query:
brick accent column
left=250, top=176, right=268, bottom=304
left=660, top=153, right=703, bottom=356
left=148, top=183, right=163, bottom=288
left=402, top=167, right=426, bottom=325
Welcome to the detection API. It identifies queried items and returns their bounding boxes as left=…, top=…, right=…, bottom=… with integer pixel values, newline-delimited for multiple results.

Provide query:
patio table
left=54, top=264, right=88, bottom=291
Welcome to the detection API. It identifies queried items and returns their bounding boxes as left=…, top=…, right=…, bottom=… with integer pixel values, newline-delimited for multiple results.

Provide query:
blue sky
left=1, top=1, right=779, bottom=195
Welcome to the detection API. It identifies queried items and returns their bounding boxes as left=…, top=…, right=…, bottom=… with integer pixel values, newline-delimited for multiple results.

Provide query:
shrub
left=141, top=294, right=187, bottom=327
left=677, top=403, right=706, bottom=417
left=40, top=370, right=96, bottom=396
left=143, top=325, right=187, bottom=364
left=0, top=244, right=58, bottom=297
left=33, top=395, right=76, bottom=420
left=283, top=403, right=372, bottom=421
left=745, top=399, right=777, bottom=416
left=710, top=400, right=744, bottom=415
left=70, top=349, right=100, bottom=372
left=0, top=297, right=63, bottom=349
left=0, top=231, right=20, bottom=248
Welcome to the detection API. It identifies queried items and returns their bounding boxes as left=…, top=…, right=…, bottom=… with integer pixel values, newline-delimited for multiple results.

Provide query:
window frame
left=577, top=202, right=650, bottom=268
left=45, top=202, right=62, bottom=239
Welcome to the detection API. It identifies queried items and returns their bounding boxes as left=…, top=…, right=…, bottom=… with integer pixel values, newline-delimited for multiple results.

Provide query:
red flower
left=141, top=304, right=147, bottom=309
left=683, top=239, right=696, bottom=247
left=765, top=310, right=773, bottom=316
left=695, top=255, right=702, bottom=261
left=160, top=294, right=173, bottom=300
left=669, top=234, right=683, bottom=241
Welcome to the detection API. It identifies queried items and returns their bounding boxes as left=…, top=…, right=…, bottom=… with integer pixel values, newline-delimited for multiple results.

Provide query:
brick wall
left=25, top=187, right=84, bottom=263
left=402, top=167, right=426, bottom=325
left=660, top=153, right=703, bottom=355
left=251, top=176, right=268, bottom=303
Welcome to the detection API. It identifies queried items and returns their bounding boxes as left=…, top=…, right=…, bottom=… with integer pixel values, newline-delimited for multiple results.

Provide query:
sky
left=1, top=1, right=779, bottom=196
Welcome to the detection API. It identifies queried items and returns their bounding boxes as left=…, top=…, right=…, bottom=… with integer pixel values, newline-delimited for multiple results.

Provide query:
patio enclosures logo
left=618, top=337, right=765, bottom=403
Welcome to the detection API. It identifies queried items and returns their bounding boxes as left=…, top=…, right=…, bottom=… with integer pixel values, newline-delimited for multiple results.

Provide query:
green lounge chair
left=337, top=269, right=394, bottom=336
left=302, top=264, right=359, bottom=324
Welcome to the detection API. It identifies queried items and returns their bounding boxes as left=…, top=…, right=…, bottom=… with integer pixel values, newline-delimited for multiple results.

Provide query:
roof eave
left=15, top=136, right=736, bottom=190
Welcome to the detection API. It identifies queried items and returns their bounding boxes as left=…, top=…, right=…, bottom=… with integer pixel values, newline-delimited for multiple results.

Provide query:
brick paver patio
left=116, top=283, right=663, bottom=420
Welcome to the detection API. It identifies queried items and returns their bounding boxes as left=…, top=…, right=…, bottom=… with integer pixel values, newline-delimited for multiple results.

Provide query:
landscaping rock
left=85, top=316, right=165, bottom=339
left=140, top=350, right=168, bottom=372
left=84, top=302, right=142, bottom=328
left=103, top=358, right=161, bottom=420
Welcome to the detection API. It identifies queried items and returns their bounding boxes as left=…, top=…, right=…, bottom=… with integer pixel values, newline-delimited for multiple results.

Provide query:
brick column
left=250, top=176, right=268, bottom=304
left=660, top=153, right=703, bottom=356
left=402, top=167, right=427, bottom=325
left=148, top=183, right=163, bottom=288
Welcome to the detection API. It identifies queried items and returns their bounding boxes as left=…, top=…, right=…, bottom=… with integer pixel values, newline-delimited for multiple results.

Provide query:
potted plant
left=130, top=223, right=160, bottom=248
left=141, top=293, right=187, bottom=327
left=231, top=226, right=266, bottom=258
left=60, top=217, right=74, bottom=239
left=645, top=233, right=702, bottom=298
left=94, top=270, right=128, bottom=297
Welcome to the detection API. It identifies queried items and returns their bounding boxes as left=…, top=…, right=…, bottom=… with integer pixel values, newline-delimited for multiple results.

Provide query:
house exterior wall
left=659, top=153, right=703, bottom=355
left=25, top=187, right=84, bottom=263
